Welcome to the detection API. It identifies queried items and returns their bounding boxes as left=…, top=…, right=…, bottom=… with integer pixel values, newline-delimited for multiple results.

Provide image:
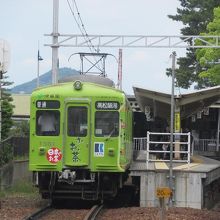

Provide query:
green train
left=29, top=76, right=133, bottom=200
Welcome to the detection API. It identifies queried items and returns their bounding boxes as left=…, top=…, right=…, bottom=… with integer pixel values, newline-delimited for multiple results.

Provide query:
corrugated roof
left=133, top=85, right=220, bottom=119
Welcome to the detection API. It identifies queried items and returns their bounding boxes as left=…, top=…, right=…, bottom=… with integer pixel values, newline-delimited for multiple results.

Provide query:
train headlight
left=73, top=80, right=83, bottom=90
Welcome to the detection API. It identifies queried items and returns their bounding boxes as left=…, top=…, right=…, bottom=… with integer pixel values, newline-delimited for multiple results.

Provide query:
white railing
left=193, top=139, right=218, bottom=152
left=133, top=132, right=191, bottom=169
left=133, top=137, right=148, bottom=151
left=133, top=137, right=147, bottom=160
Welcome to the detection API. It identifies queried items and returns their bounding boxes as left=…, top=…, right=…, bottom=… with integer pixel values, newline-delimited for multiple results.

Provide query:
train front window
left=36, top=110, right=60, bottom=136
left=68, top=107, right=88, bottom=137
left=95, top=111, right=119, bottom=137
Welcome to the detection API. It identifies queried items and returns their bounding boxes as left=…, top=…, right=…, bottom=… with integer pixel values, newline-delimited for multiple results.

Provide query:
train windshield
left=95, top=111, right=119, bottom=137
left=36, top=110, right=60, bottom=136
left=68, top=106, right=88, bottom=137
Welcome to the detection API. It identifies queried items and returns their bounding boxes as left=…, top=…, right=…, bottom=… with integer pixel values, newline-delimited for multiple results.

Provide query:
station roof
left=10, top=85, right=220, bottom=120
left=133, top=85, right=220, bottom=119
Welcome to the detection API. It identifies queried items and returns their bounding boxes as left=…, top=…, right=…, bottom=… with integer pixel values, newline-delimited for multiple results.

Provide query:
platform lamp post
left=169, top=51, right=176, bottom=207
left=37, top=47, right=43, bottom=87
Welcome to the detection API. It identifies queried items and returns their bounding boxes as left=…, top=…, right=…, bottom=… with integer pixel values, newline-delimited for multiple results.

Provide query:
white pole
left=37, top=49, right=40, bottom=87
left=117, top=49, right=122, bottom=90
left=52, top=0, right=59, bottom=85
left=217, top=109, right=220, bottom=152
left=169, top=51, right=176, bottom=207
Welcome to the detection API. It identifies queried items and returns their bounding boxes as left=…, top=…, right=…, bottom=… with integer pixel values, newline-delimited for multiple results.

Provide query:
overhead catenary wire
left=66, top=0, right=100, bottom=54
left=66, top=0, right=104, bottom=73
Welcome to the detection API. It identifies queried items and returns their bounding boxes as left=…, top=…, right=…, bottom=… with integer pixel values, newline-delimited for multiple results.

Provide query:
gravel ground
left=0, top=195, right=220, bottom=220
left=0, top=195, right=48, bottom=220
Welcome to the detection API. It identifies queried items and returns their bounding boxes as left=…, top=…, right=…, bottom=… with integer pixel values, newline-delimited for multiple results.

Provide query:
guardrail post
left=187, top=132, right=191, bottom=168
left=146, top=131, right=150, bottom=169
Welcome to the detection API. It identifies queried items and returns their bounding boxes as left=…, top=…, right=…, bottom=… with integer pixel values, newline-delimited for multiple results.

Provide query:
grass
left=0, top=180, right=38, bottom=198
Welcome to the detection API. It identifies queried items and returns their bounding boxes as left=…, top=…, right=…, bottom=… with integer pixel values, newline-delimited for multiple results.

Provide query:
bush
left=0, top=142, right=13, bottom=167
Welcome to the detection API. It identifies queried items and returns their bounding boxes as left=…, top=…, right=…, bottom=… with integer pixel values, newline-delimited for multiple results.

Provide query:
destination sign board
left=36, top=100, right=60, bottom=109
left=95, top=101, right=120, bottom=110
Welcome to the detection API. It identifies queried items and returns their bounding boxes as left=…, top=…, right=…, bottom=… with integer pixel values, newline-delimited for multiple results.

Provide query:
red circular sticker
left=46, top=147, right=62, bottom=163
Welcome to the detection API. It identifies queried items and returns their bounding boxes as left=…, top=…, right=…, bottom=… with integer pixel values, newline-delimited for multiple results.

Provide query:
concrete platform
left=129, top=153, right=220, bottom=209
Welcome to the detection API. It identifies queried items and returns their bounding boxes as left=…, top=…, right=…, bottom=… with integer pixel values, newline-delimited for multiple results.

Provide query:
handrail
left=133, top=132, right=191, bottom=169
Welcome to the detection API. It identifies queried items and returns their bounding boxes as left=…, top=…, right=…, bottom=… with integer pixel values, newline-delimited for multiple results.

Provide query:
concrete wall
left=139, top=171, right=204, bottom=209
left=0, top=160, right=32, bottom=190
left=0, top=162, right=14, bottom=190
left=12, top=160, right=32, bottom=185
left=175, top=172, right=203, bottom=209
left=140, top=171, right=169, bottom=207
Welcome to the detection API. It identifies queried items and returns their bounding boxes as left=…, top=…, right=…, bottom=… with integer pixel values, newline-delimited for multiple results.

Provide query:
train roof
left=59, top=74, right=115, bottom=87
left=31, top=80, right=125, bottom=99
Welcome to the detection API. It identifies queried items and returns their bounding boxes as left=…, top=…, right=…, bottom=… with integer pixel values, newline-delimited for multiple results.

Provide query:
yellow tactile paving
left=173, top=163, right=200, bottom=170
left=155, top=162, right=169, bottom=170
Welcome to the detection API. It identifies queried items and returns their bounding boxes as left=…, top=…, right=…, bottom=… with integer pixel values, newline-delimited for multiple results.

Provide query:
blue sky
left=0, top=0, right=188, bottom=94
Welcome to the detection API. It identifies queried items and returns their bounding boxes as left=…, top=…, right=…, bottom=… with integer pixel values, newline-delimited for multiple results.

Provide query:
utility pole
left=117, top=49, right=122, bottom=90
left=217, top=109, right=220, bottom=152
left=0, top=65, right=2, bottom=146
left=169, top=51, right=176, bottom=207
left=52, top=0, right=59, bottom=84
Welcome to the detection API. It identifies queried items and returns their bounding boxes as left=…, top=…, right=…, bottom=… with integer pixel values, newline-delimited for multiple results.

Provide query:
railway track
left=23, top=204, right=53, bottom=220
left=83, top=204, right=104, bottom=220
left=23, top=203, right=104, bottom=220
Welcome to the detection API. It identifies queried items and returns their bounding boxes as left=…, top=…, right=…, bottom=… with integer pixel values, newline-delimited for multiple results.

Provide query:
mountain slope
left=11, top=67, right=79, bottom=94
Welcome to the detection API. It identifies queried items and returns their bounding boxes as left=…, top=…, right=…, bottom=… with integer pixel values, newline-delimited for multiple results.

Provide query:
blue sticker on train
left=94, top=142, right=104, bottom=157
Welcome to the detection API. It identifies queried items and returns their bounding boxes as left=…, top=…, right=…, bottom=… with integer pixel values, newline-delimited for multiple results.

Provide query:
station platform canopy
left=133, top=85, right=220, bottom=119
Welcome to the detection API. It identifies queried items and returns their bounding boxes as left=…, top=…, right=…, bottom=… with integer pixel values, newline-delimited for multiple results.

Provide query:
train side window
left=95, top=111, right=119, bottom=137
left=68, top=107, right=88, bottom=137
left=36, top=110, right=60, bottom=136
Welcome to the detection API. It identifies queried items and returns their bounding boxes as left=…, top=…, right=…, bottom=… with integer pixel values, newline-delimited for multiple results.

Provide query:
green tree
left=9, top=121, right=29, bottom=137
left=167, top=0, right=220, bottom=89
left=196, top=7, right=220, bottom=85
left=1, top=75, right=14, bottom=140
left=0, top=74, right=14, bottom=166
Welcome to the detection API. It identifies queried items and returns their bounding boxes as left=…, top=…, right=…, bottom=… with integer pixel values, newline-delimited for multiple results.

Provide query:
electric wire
left=73, top=0, right=100, bottom=53
left=66, top=0, right=103, bottom=74
left=72, top=0, right=103, bottom=70
left=67, top=0, right=99, bottom=54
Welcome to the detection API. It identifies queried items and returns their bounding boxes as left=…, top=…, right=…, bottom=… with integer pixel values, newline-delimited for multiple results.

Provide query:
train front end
left=29, top=81, right=133, bottom=200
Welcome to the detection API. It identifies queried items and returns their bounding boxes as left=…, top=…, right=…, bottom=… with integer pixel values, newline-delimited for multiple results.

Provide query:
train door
left=64, top=103, right=90, bottom=167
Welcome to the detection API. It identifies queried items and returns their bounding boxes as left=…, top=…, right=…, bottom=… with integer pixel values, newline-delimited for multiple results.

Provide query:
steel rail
left=23, top=204, right=53, bottom=220
left=83, top=204, right=104, bottom=220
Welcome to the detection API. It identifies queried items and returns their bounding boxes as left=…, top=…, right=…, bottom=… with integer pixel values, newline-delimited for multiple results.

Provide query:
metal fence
left=133, top=132, right=191, bottom=168
left=11, top=137, right=29, bottom=158
left=194, top=139, right=218, bottom=152
left=0, top=136, right=29, bottom=167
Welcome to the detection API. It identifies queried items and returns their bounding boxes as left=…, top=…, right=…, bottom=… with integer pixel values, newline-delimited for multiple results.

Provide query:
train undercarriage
left=35, top=170, right=128, bottom=201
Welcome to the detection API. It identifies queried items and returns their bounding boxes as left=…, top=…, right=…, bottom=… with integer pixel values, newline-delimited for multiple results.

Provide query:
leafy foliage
left=167, top=0, right=220, bottom=89
left=0, top=141, right=13, bottom=167
left=2, top=76, right=14, bottom=140
left=9, top=121, right=29, bottom=137
left=196, top=7, right=220, bottom=85
left=0, top=75, right=14, bottom=166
